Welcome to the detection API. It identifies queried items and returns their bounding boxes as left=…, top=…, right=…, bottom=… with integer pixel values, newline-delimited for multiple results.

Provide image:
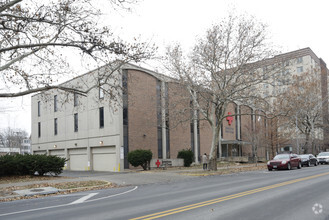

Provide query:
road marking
left=0, top=186, right=138, bottom=217
left=70, top=193, right=98, bottom=204
left=131, top=172, right=329, bottom=220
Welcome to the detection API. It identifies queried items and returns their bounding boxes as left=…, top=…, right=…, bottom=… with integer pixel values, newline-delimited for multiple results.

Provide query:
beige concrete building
left=32, top=65, right=124, bottom=171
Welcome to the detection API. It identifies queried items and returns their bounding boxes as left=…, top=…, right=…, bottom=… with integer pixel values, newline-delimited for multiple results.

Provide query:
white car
left=317, top=152, right=329, bottom=164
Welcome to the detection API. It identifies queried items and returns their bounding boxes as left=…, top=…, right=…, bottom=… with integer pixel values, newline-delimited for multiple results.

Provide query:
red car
left=267, top=154, right=302, bottom=171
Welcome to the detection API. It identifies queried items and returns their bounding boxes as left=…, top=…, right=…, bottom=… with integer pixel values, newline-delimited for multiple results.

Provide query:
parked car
left=267, top=154, right=301, bottom=171
left=317, top=152, right=329, bottom=164
left=299, top=154, right=318, bottom=167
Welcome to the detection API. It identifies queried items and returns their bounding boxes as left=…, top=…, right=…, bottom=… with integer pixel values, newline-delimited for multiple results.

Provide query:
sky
left=0, top=0, right=328, bottom=134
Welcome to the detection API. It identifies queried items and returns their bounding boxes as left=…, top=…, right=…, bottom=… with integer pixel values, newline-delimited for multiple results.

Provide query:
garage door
left=69, top=148, right=87, bottom=171
left=92, top=146, right=116, bottom=171
left=49, top=149, right=65, bottom=158
left=33, top=150, right=47, bottom=155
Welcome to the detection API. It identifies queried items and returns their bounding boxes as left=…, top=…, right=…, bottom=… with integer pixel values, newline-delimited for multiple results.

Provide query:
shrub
left=128, top=149, right=152, bottom=170
left=0, top=154, right=66, bottom=176
left=177, top=149, right=194, bottom=167
left=0, top=154, right=16, bottom=176
left=30, top=155, right=66, bottom=176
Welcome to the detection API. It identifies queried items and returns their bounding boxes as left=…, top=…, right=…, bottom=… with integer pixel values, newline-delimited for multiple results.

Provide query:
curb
left=0, top=181, right=115, bottom=202
left=14, top=187, right=59, bottom=196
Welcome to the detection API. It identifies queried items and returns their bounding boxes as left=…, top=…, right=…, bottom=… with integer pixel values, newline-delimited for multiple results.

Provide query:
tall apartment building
left=256, top=48, right=329, bottom=153
left=31, top=63, right=274, bottom=171
left=260, top=48, right=322, bottom=99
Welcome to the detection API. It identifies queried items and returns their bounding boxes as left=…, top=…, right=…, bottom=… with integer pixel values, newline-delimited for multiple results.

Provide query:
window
left=156, top=81, right=162, bottom=158
left=54, top=95, right=57, bottom=112
left=74, top=113, right=78, bottom=132
left=297, top=57, right=303, bottom=63
left=282, top=69, right=289, bottom=75
left=38, top=101, right=41, bottom=117
left=74, top=93, right=78, bottom=106
left=54, top=118, right=58, bottom=135
left=122, top=70, right=129, bottom=169
left=38, top=122, right=41, bottom=137
left=284, top=60, right=290, bottom=66
left=297, top=66, right=303, bottom=73
left=99, top=107, right=104, bottom=128
left=99, top=87, right=104, bottom=99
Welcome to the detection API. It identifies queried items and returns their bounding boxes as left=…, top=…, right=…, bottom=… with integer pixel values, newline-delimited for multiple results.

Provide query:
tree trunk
left=209, top=123, right=220, bottom=171
left=305, top=133, right=310, bottom=153
left=311, top=140, right=315, bottom=155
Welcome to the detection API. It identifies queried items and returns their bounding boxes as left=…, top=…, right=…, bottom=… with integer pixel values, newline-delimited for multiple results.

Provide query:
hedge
left=0, top=154, right=66, bottom=176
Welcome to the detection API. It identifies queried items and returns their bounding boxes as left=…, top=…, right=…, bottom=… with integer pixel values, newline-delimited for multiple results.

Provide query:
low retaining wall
left=222, top=156, right=249, bottom=163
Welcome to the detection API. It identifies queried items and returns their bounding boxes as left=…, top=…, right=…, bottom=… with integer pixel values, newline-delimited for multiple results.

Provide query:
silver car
left=317, top=152, right=329, bottom=164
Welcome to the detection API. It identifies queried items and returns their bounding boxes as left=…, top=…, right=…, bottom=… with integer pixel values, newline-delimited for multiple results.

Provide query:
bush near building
left=128, top=149, right=152, bottom=170
left=0, top=154, right=66, bottom=176
left=177, top=149, right=194, bottom=167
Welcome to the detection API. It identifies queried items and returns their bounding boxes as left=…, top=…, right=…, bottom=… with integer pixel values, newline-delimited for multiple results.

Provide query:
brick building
left=31, top=63, right=274, bottom=171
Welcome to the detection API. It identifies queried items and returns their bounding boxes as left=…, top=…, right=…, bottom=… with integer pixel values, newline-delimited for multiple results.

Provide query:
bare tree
left=243, top=114, right=271, bottom=164
left=276, top=70, right=323, bottom=154
left=165, top=14, right=279, bottom=170
left=0, top=0, right=155, bottom=98
left=0, top=127, right=28, bottom=153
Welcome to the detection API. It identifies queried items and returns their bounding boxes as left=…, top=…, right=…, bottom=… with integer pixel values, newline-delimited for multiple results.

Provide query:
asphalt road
left=1, top=165, right=329, bottom=220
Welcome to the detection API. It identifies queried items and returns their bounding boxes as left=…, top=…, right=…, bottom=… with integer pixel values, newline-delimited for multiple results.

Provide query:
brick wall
left=127, top=70, right=158, bottom=157
left=167, top=82, right=191, bottom=158
left=199, top=118, right=212, bottom=156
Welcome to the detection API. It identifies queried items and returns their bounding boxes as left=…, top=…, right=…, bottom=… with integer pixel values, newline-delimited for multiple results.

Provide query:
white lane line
left=70, top=193, right=98, bottom=204
left=0, top=186, right=138, bottom=217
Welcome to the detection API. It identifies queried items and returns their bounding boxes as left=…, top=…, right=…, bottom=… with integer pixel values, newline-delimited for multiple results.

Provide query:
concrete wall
left=31, top=66, right=123, bottom=172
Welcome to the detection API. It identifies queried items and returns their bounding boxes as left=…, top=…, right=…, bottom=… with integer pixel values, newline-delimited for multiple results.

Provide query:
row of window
left=38, top=107, right=104, bottom=138
left=38, top=93, right=82, bottom=117
left=262, top=57, right=303, bottom=74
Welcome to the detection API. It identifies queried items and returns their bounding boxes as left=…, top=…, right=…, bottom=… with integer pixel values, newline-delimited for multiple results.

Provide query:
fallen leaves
left=0, top=180, right=117, bottom=202
left=0, top=175, right=68, bottom=184
left=182, top=164, right=267, bottom=176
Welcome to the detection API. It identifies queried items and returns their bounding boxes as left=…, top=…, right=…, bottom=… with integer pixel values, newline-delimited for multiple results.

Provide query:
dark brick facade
left=127, top=69, right=158, bottom=157
left=168, top=82, right=191, bottom=158
left=125, top=67, right=274, bottom=161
